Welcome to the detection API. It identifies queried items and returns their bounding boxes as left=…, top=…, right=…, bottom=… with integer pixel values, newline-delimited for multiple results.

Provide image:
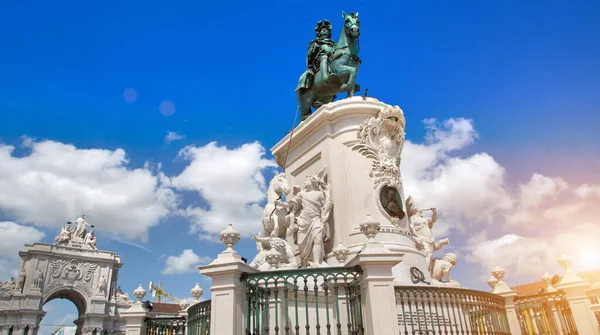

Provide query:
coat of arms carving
left=45, top=258, right=98, bottom=296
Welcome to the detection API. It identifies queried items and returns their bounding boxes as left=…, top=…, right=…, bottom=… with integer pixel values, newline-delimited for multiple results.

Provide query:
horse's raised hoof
left=339, top=84, right=349, bottom=91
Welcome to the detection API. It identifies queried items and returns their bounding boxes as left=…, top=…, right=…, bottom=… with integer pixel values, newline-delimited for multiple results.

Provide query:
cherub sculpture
left=431, top=253, right=460, bottom=287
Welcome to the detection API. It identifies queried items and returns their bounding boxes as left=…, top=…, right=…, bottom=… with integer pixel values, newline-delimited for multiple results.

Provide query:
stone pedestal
left=347, top=240, right=403, bottom=334
left=199, top=249, right=258, bottom=335
left=556, top=276, right=600, bottom=334
left=120, top=303, right=148, bottom=335
left=493, top=289, right=523, bottom=335
left=271, top=97, right=430, bottom=283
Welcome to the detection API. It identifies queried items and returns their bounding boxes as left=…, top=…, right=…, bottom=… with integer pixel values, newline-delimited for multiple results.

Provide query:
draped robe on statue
left=295, top=192, right=330, bottom=266
left=411, top=215, right=435, bottom=256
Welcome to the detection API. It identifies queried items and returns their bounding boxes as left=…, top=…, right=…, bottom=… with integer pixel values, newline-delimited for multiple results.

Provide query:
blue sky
left=1, top=0, right=599, bottom=330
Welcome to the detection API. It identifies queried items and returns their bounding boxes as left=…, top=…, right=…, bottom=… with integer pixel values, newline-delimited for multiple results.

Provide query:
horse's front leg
left=272, top=215, right=280, bottom=238
left=337, top=65, right=358, bottom=97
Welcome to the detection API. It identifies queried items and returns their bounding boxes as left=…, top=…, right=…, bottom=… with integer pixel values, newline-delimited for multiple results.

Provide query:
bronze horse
left=295, top=12, right=361, bottom=119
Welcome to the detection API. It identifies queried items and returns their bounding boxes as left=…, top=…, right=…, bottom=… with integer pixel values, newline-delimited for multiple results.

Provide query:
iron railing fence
left=187, top=300, right=211, bottom=335
left=145, top=316, right=186, bottom=335
left=242, top=266, right=364, bottom=335
left=395, top=286, right=511, bottom=335
left=514, top=290, right=578, bottom=335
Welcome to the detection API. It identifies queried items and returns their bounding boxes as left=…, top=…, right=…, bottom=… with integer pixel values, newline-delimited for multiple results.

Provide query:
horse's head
left=342, top=11, right=360, bottom=39
left=271, top=172, right=291, bottom=195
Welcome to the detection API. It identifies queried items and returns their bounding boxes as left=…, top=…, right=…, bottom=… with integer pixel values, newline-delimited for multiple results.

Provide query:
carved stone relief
left=352, top=105, right=407, bottom=226
left=45, top=258, right=98, bottom=297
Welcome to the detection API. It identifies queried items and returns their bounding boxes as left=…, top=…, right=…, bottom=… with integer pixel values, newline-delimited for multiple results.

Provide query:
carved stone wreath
left=45, top=258, right=98, bottom=297
left=352, top=105, right=407, bottom=226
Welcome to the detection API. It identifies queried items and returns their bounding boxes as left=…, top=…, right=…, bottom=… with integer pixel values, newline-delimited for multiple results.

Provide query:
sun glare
left=577, top=246, right=600, bottom=270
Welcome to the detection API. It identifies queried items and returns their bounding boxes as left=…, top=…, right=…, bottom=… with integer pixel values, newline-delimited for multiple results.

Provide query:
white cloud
left=465, top=234, right=552, bottom=281
left=398, top=118, right=600, bottom=284
left=518, top=174, right=567, bottom=209
left=164, top=131, right=185, bottom=144
left=0, top=222, right=45, bottom=279
left=402, top=118, right=512, bottom=236
left=162, top=249, right=212, bottom=274
left=171, top=141, right=277, bottom=239
left=574, top=184, right=600, bottom=199
left=463, top=171, right=600, bottom=283
left=0, top=138, right=178, bottom=241
left=503, top=174, right=569, bottom=227
left=465, top=222, right=600, bottom=284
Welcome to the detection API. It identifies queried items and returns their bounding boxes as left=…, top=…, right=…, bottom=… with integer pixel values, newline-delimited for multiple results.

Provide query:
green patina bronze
left=295, top=12, right=362, bottom=119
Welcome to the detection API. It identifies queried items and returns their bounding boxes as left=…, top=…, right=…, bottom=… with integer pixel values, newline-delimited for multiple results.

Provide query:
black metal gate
left=144, top=316, right=186, bottom=335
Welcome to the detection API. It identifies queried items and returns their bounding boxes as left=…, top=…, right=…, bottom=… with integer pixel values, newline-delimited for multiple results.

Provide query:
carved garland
left=352, top=105, right=407, bottom=227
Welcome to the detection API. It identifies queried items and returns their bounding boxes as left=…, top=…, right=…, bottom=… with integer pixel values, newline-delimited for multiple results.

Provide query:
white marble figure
left=249, top=235, right=298, bottom=270
left=0, top=277, right=16, bottom=296
left=405, top=196, right=450, bottom=274
left=289, top=167, right=332, bottom=268
left=73, top=216, right=91, bottom=240
left=54, top=224, right=73, bottom=245
left=115, top=286, right=133, bottom=305
left=16, top=271, right=26, bottom=293
left=32, top=269, right=43, bottom=289
left=431, top=253, right=460, bottom=287
left=84, top=231, right=97, bottom=250
left=257, top=172, right=293, bottom=249
left=97, top=275, right=107, bottom=295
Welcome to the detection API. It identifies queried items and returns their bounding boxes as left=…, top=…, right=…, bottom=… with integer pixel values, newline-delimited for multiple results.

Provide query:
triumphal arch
left=0, top=216, right=133, bottom=335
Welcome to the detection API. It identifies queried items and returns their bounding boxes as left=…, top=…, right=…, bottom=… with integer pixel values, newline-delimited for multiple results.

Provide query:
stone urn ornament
left=332, top=241, right=350, bottom=265
left=221, top=223, right=241, bottom=252
left=191, top=283, right=203, bottom=301
left=359, top=213, right=380, bottom=242
left=133, top=284, right=146, bottom=302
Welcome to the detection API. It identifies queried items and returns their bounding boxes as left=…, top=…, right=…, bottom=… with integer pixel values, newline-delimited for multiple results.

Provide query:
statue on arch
left=54, top=223, right=73, bottom=245
left=73, top=215, right=91, bottom=240
left=97, top=275, right=107, bottom=295
left=84, top=230, right=97, bottom=250
left=289, top=167, right=333, bottom=268
left=405, top=196, right=450, bottom=274
left=0, top=277, right=16, bottom=296
left=32, top=269, right=44, bottom=289
left=16, top=271, right=26, bottom=293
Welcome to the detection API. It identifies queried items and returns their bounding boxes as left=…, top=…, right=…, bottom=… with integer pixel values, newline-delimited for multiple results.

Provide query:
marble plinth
left=271, top=97, right=432, bottom=284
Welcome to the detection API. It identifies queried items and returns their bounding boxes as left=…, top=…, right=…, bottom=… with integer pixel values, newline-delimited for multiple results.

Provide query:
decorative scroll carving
left=45, top=258, right=98, bottom=296
left=352, top=105, right=407, bottom=226
left=352, top=105, right=405, bottom=187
